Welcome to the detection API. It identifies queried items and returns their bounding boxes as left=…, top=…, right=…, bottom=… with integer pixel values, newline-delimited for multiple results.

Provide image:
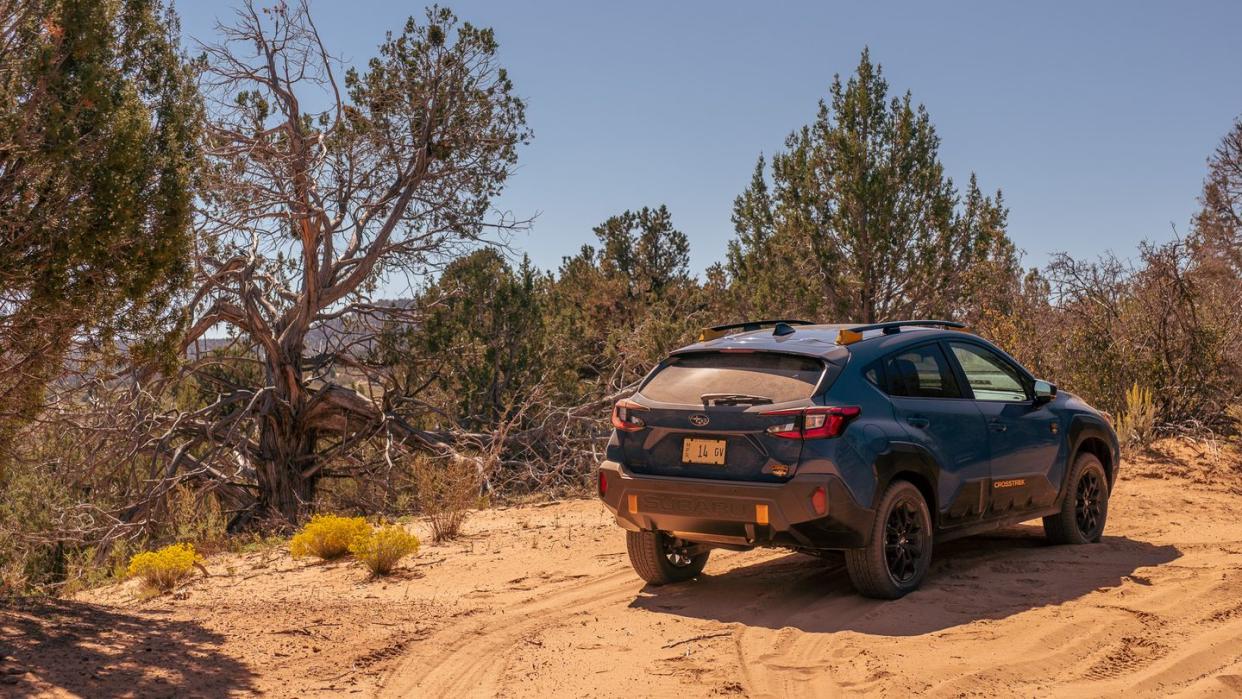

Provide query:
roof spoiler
left=836, top=319, right=966, bottom=345
left=698, top=319, right=813, bottom=342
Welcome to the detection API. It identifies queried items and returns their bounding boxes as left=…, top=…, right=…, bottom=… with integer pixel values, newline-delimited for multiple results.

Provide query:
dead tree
left=180, top=1, right=528, bottom=521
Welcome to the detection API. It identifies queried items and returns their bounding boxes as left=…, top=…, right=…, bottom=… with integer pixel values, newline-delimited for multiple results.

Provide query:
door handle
left=906, top=416, right=930, bottom=429
left=989, top=420, right=1008, bottom=432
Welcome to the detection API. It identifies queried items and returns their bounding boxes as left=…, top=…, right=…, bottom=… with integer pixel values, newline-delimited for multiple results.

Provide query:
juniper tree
left=177, top=2, right=529, bottom=521
left=0, top=0, right=199, bottom=454
left=1195, top=117, right=1242, bottom=275
left=724, top=48, right=1018, bottom=324
left=543, top=206, right=704, bottom=396
left=385, top=248, right=545, bottom=432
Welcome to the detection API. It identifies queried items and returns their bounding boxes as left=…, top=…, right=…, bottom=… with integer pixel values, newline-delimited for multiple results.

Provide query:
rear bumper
left=598, top=460, right=875, bottom=550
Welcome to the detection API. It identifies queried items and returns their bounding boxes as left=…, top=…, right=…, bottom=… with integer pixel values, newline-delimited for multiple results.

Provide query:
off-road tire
left=626, top=530, right=709, bottom=585
left=1044, top=451, right=1109, bottom=544
left=845, top=480, right=933, bottom=599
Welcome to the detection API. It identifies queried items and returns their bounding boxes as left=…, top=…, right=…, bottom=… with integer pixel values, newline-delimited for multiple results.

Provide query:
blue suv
left=598, top=320, right=1118, bottom=598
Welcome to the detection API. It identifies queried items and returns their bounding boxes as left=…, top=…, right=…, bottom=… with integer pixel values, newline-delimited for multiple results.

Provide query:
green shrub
left=289, top=514, right=370, bottom=560
left=126, top=543, right=201, bottom=593
left=168, top=486, right=229, bottom=554
left=350, top=524, right=420, bottom=576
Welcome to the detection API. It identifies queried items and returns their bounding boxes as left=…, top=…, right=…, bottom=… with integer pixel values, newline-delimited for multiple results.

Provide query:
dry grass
left=1116, top=383, right=1157, bottom=450
left=415, top=459, right=480, bottom=542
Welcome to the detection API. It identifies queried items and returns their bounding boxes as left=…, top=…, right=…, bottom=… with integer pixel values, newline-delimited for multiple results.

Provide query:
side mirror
left=1033, top=379, right=1057, bottom=404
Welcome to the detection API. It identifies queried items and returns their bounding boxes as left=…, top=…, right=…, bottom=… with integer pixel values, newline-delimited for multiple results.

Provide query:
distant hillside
left=186, top=299, right=416, bottom=359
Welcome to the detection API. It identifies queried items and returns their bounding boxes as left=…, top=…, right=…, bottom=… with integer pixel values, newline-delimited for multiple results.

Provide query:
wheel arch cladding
left=874, top=450, right=938, bottom=525
left=1077, top=435, right=1114, bottom=483
left=889, top=471, right=936, bottom=525
left=1067, top=413, right=1118, bottom=485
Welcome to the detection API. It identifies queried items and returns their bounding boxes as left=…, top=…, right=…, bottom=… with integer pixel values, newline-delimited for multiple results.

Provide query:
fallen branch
left=661, top=631, right=732, bottom=649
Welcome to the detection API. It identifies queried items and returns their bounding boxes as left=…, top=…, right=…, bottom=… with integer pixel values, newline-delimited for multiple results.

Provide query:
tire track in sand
left=379, top=565, right=638, bottom=697
left=378, top=472, right=1242, bottom=698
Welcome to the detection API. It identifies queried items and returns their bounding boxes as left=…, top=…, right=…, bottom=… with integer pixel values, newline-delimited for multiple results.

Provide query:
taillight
left=598, top=470, right=607, bottom=497
left=762, top=406, right=860, bottom=439
left=611, top=399, right=647, bottom=432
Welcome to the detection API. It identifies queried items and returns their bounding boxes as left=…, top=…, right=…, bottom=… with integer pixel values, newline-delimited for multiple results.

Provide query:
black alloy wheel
left=845, top=480, right=933, bottom=599
left=1075, top=468, right=1104, bottom=537
left=884, top=498, right=927, bottom=585
left=1044, top=452, right=1109, bottom=545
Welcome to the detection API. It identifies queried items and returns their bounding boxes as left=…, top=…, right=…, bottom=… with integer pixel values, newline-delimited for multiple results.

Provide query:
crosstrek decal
left=993, top=478, right=1027, bottom=489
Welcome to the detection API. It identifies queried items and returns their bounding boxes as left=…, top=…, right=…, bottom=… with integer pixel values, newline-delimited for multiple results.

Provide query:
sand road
left=7, top=444, right=1242, bottom=697
left=377, top=467, right=1242, bottom=698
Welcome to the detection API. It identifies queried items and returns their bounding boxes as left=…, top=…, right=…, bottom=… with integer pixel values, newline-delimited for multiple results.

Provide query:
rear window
left=638, top=352, right=825, bottom=405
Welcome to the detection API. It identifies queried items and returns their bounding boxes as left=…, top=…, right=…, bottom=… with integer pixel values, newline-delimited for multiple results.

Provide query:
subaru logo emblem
left=689, top=414, right=710, bottom=427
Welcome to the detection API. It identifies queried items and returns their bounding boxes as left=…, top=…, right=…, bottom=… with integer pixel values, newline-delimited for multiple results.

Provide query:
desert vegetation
left=1, top=0, right=1240, bottom=601
left=125, top=543, right=202, bottom=594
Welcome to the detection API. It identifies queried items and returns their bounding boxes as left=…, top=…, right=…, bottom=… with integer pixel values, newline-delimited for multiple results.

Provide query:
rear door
left=877, top=343, right=991, bottom=527
left=620, top=351, right=826, bottom=482
left=945, top=340, right=1061, bottom=517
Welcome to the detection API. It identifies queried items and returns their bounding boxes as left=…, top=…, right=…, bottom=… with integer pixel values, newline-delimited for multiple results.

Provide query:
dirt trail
left=5, top=444, right=1242, bottom=697
left=380, top=470, right=1242, bottom=698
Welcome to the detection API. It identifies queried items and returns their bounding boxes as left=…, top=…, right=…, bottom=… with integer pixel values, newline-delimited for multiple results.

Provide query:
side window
left=881, top=344, right=962, bottom=399
left=863, top=363, right=881, bottom=387
left=949, top=342, right=1029, bottom=402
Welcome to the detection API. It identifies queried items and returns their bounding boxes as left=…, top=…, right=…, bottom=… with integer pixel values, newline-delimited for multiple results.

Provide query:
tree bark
left=255, top=401, right=319, bottom=522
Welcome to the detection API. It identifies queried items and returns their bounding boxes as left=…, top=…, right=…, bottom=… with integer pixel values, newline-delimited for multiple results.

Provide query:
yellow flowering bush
left=349, top=524, right=420, bottom=576
left=289, top=514, right=370, bottom=560
left=127, top=543, right=202, bottom=592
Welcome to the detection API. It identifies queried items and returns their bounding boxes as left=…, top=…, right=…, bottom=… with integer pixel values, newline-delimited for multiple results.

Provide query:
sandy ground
left=3, top=439, right=1242, bottom=698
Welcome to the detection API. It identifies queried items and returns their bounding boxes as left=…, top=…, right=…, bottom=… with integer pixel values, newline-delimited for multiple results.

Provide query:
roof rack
left=836, top=319, right=965, bottom=345
left=698, top=319, right=813, bottom=342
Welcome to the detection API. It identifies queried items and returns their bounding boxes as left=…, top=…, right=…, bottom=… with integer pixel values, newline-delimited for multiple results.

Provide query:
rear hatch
left=618, top=351, right=829, bottom=482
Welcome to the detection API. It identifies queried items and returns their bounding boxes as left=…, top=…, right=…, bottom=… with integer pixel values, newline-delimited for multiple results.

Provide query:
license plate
left=682, top=438, right=726, bottom=465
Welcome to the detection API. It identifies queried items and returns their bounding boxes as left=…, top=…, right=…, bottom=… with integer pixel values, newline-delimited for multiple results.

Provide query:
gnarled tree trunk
left=166, top=2, right=527, bottom=524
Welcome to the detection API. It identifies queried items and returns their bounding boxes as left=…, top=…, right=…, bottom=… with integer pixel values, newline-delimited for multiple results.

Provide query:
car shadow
left=629, top=525, right=1180, bottom=636
left=0, top=597, right=257, bottom=697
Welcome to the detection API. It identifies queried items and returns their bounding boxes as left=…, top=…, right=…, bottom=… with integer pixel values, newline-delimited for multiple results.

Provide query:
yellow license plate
left=682, top=438, right=726, bottom=465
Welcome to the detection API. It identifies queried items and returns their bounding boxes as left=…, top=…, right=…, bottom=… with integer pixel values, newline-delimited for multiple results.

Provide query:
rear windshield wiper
left=700, top=393, right=773, bottom=406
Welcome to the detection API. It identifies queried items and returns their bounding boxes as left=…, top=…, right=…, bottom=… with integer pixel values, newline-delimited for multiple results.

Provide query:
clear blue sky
left=178, top=1, right=1242, bottom=276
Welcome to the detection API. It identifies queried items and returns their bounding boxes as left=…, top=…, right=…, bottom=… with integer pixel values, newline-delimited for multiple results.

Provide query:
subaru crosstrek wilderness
left=598, top=319, right=1118, bottom=599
